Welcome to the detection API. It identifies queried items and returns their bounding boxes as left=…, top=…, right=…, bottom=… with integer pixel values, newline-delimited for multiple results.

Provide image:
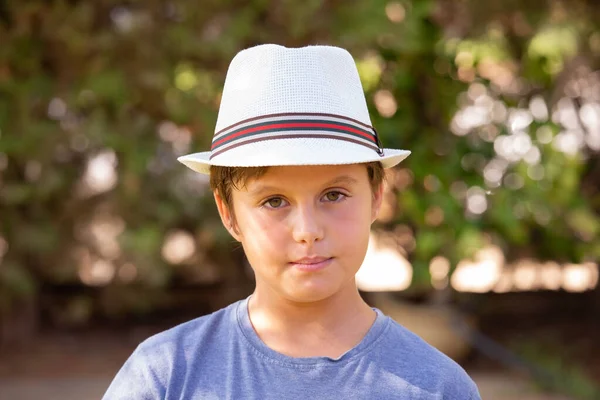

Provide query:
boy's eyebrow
left=248, top=185, right=281, bottom=197
left=324, top=175, right=359, bottom=186
left=248, top=175, right=359, bottom=196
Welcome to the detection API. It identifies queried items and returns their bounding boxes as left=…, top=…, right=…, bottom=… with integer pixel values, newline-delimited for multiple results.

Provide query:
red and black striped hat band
left=209, top=112, right=384, bottom=159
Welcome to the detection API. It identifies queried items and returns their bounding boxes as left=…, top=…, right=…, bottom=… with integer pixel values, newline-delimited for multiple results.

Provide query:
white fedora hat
left=178, top=44, right=410, bottom=174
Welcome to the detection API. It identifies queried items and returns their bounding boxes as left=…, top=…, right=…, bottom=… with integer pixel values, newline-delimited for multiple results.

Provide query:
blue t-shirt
left=103, top=297, right=481, bottom=399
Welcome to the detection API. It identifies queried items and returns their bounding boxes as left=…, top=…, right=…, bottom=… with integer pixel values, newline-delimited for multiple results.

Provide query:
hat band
left=209, top=112, right=383, bottom=159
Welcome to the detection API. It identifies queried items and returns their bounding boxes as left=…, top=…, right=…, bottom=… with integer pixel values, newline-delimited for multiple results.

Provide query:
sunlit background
left=1, top=1, right=599, bottom=399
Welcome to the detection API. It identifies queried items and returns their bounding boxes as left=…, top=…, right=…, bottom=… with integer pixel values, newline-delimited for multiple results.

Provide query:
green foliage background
left=0, top=0, right=599, bottom=323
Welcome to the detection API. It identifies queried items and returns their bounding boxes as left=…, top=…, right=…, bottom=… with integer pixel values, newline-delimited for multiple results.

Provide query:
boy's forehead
left=244, top=164, right=367, bottom=190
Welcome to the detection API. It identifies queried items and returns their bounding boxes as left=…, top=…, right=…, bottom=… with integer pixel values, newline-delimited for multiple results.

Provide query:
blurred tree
left=0, top=0, right=598, bottom=332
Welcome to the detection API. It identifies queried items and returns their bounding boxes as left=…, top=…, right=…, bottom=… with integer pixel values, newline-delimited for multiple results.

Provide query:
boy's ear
left=371, top=183, right=384, bottom=223
left=213, top=191, right=242, bottom=241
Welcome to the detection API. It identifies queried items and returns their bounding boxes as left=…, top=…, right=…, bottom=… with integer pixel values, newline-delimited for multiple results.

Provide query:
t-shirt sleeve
left=453, top=368, right=482, bottom=400
left=440, top=360, right=482, bottom=400
left=469, top=385, right=482, bottom=400
left=102, top=344, right=166, bottom=400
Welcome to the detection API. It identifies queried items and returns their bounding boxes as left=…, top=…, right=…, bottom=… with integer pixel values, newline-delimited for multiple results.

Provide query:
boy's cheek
left=244, top=237, right=290, bottom=273
left=239, top=218, right=287, bottom=254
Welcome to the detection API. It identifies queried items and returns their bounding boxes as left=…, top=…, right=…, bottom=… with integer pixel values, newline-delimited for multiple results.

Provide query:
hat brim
left=178, top=146, right=411, bottom=175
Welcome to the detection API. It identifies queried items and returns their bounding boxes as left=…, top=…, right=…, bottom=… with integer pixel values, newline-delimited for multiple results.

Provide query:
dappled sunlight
left=477, top=60, right=517, bottom=93
left=538, top=261, right=563, bottom=291
left=358, top=238, right=600, bottom=294
left=70, top=210, right=127, bottom=287
left=75, top=210, right=125, bottom=261
left=161, top=230, right=196, bottom=265
left=356, top=233, right=412, bottom=291
left=386, top=168, right=413, bottom=191
left=157, top=121, right=192, bottom=156
left=78, top=150, right=118, bottom=197
left=465, top=186, right=488, bottom=215
left=356, top=52, right=384, bottom=92
left=377, top=191, right=397, bottom=223
left=562, top=263, right=599, bottom=292
left=117, top=262, right=138, bottom=283
left=493, top=132, right=536, bottom=163
left=580, top=102, right=600, bottom=150
left=89, top=216, right=124, bottom=260
left=385, top=2, right=405, bottom=24
left=492, top=260, right=599, bottom=293
left=443, top=38, right=600, bottom=240
left=507, top=108, right=533, bottom=133
left=528, top=25, right=578, bottom=75
left=373, top=90, right=397, bottom=118
left=451, top=104, right=491, bottom=136
left=483, top=157, right=508, bottom=188
left=450, top=246, right=504, bottom=293
left=24, top=160, right=42, bottom=182
left=109, top=6, right=152, bottom=34
left=173, top=169, right=211, bottom=200
left=392, top=225, right=416, bottom=253
left=429, top=256, right=450, bottom=290
left=449, top=245, right=598, bottom=293
left=529, top=95, right=549, bottom=122
left=175, top=63, right=200, bottom=92
left=424, top=206, right=444, bottom=227
left=47, top=97, right=67, bottom=120
left=74, top=247, right=116, bottom=287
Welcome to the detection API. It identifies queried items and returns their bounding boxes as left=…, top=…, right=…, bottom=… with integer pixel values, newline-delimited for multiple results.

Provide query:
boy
left=103, top=44, right=481, bottom=399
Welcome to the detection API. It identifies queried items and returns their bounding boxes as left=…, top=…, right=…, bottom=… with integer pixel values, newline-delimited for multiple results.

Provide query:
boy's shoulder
left=383, top=315, right=462, bottom=364
left=376, top=314, right=479, bottom=398
left=102, top=300, right=244, bottom=399
left=136, top=299, right=240, bottom=357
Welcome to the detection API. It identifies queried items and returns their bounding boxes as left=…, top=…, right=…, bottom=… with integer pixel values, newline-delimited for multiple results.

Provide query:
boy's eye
left=264, top=197, right=287, bottom=209
left=323, top=191, right=345, bottom=202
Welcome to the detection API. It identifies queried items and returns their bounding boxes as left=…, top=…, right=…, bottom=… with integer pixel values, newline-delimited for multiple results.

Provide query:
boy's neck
left=247, top=284, right=376, bottom=359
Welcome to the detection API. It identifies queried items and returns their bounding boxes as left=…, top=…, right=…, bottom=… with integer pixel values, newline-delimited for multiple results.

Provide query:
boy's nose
left=291, top=205, right=324, bottom=244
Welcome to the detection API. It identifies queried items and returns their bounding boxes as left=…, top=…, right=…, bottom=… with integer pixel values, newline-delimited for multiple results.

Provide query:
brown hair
left=210, top=162, right=385, bottom=215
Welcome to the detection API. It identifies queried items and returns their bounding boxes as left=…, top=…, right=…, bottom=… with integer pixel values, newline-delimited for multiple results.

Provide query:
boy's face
left=215, top=164, right=383, bottom=304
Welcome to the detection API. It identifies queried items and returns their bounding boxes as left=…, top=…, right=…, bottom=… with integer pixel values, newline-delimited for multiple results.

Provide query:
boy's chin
left=280, top=284, right=348, bottom=304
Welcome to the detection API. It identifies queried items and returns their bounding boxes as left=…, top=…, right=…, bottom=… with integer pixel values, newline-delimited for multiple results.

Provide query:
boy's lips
left=289, top=256, right=333, bottom=272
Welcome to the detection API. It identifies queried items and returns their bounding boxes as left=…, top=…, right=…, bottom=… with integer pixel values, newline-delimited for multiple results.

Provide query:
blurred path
left=0, top=377, right=111, bottom=400
left=469, top=373, right=570, bottom=400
